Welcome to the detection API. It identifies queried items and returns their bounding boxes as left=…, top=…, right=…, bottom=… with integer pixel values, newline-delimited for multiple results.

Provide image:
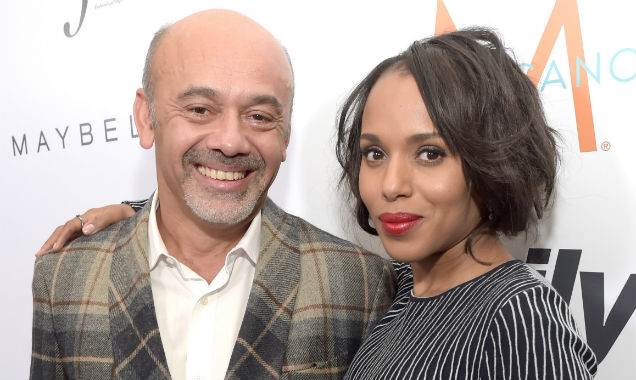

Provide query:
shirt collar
left=147, top=190, right=261, bottom=271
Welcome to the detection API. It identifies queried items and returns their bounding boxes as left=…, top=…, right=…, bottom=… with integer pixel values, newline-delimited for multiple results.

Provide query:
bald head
left=142, top=9, right=294, bottom=134
left=133, top=9, right=295, bottom=231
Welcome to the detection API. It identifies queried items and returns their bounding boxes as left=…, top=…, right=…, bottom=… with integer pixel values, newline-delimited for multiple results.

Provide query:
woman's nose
left=381, top=159, right=413, bottom=201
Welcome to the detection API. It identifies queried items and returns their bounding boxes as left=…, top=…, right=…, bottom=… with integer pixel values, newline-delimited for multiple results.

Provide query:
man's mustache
left=182, top=149, right=264, bottom=170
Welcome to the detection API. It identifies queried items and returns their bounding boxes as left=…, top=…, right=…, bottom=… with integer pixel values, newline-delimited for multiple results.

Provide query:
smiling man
left=30, top=9, right=394, bottom=380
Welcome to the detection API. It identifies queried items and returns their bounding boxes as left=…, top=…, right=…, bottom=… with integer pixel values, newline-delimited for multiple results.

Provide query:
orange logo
left=435, top=0, right=597, bottom=152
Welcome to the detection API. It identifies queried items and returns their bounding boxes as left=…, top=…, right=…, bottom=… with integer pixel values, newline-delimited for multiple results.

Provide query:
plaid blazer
left=31, top=198, right=396, bottom=380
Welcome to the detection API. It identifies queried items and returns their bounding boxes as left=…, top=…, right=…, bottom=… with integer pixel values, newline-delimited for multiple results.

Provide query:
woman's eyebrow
left=360, top=132, right=440, bottom=144
left=359, top=133, right=380, bottom=144
left=406, top=132, right=440, bottom=144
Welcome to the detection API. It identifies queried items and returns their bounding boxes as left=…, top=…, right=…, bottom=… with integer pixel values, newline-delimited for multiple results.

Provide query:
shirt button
left=201, top=296, right=208, bottom=305
left=165, top=257, right=176, bottom=267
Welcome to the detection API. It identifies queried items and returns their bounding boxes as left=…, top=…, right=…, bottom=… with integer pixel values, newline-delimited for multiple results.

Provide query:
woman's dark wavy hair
left=336, top=27, right=559, bottom=258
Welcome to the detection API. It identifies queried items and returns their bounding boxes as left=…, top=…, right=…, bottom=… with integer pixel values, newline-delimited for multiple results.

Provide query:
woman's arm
left=35, top=201, right=144, bottom=255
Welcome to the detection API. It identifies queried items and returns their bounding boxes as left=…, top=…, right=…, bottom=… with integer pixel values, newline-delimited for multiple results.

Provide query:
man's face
left=138, top=24, right=292, bottom=225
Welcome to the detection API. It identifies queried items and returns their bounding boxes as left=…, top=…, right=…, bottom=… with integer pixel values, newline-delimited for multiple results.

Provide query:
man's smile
left=196, top=164, right=247, bottom=181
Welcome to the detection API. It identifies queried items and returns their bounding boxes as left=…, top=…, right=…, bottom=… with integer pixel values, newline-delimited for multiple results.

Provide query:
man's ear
left=281, top=125, right=291, bottom=162
left=133, top=88, right=155, bottom=149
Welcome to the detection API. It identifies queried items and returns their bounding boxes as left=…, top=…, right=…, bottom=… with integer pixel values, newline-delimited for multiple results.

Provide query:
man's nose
left=382, top=158, right=413, bottom=201
left=206, top=114, right=251, bottom=157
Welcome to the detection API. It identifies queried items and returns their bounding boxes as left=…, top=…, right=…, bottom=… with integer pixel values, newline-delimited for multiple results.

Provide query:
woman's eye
left=417, top=148, right=445, bottom=162
left=364, top=149, right=385, bottom=161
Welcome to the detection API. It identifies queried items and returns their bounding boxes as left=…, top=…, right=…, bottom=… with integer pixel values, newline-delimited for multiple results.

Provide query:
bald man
left=30, top=10, right=394, bottom=380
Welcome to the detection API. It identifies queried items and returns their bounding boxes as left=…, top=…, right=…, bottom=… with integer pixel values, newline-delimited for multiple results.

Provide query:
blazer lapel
left=226, top=199, right=301, bottom=380
left=109, top=202, right=171, bottom=380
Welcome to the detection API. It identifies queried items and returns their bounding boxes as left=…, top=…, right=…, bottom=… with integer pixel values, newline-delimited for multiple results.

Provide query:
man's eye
left=249, top=113, right=272, bottom=122
left=191, top=107, right=208, bottom=115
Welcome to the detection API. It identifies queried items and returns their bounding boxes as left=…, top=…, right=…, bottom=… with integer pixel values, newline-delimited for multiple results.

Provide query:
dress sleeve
left=480, top=286, right=597, bottom=380
left=122, top=199, right=149, bottom=212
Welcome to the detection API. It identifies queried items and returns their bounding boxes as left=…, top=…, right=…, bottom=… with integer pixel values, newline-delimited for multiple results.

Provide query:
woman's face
left=359, top=69, right=482, bottom=263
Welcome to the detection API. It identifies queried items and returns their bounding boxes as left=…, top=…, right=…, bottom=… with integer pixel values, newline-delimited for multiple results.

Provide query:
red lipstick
left=378, top=213, right=422, bottom=235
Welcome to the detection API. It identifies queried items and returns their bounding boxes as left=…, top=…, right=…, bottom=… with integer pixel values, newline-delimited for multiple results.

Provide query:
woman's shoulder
left=482, top=262, right=598, bottom=379
left=390, top=259, right=412, bottom=281
left=387, top=259, right=571, bottom=315
left=485, top=261, right=566, bottom=310
left=389, top=259, right=414, bottom=297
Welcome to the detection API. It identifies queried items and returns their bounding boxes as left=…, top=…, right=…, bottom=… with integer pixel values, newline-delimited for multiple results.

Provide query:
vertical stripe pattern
left=344, top=260, right=597, bottom=380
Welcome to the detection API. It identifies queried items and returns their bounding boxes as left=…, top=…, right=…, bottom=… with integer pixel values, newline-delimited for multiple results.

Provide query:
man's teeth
left=197, top=166, right=246, bottom=181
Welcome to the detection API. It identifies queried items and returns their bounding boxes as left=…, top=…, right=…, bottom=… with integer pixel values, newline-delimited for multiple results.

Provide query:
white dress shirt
left=147, top=191, right=260, bottom=380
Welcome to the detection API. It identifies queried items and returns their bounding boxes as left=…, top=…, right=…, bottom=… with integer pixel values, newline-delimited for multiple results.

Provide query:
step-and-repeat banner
left=2, top=0, right=634, bottom=378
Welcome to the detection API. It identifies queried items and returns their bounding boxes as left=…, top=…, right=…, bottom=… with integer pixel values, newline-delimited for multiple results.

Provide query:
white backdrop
left=1, top=1, right=634, bottom=379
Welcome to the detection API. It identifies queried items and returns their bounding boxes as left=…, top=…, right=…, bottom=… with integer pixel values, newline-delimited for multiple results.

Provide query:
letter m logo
left=435, top=0, right=597, bottom=152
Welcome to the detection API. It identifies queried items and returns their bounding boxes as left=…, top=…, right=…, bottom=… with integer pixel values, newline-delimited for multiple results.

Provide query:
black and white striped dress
left=344, top=260, right=597, bottom=380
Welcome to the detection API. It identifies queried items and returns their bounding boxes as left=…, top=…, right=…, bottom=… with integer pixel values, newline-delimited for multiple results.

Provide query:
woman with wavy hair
left=336, top=28, right=596, bottom=380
